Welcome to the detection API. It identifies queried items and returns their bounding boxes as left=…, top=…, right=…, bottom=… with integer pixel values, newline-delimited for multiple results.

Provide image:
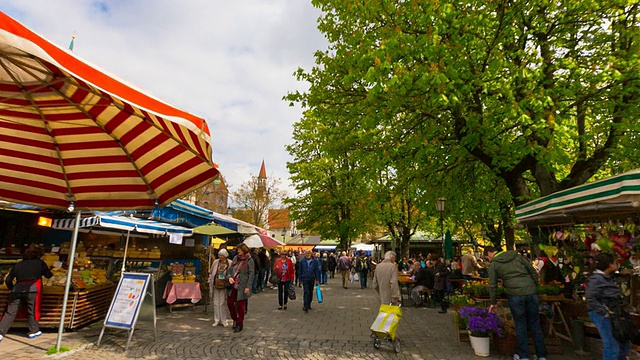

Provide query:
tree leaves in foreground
left=287, top=0, right=640, bottom=246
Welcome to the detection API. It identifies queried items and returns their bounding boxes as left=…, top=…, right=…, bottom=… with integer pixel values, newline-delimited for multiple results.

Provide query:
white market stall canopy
left=516, top=169, right=640, bottom=226
left=351, top=243, right=375, bottom=251
left=52, top=215, right=193, bottom=236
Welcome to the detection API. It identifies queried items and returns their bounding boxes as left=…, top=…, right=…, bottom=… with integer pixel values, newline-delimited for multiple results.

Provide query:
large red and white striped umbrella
left=0, top=11, right=218, bottom=210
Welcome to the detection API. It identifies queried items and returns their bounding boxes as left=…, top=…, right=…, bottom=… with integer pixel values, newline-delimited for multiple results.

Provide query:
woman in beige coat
left=372, top=251, right=401, bottom=304
left=209, top=249, right=232, bottom=327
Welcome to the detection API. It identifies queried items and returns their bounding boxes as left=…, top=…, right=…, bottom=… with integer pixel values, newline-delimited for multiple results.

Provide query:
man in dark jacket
left=433, top=257, right=449, bottom=313
left=328, top=253, right=337, bottom=279
left=298, top=250, right=321, bottom=312
left=486, top=247, right=547, bottom=360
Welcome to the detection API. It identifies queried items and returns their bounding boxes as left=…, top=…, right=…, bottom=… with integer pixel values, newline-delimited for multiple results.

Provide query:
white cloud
left=2, top=0, right=326, bottom=200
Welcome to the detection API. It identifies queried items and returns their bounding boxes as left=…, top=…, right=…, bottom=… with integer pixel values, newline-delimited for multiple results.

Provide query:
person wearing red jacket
left=273, top=250, right=295, bottom=310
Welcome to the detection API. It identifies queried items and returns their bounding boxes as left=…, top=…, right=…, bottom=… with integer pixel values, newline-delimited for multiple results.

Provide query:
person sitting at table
left=410, top=261, right=431, bottom=307
left=398, top=257, right=410, bottom=272
left=449, top=262, right=463, bottom=280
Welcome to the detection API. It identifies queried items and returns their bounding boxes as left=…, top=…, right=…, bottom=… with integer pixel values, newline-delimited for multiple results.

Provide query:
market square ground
left=2, top=279, right=636, bottom=360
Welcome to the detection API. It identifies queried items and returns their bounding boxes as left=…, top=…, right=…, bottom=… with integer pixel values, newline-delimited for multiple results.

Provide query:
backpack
left=357, top=257, right=368, bottom=271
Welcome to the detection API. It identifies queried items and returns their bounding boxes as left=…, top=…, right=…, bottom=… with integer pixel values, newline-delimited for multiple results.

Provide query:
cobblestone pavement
left=3, top=277, right=608, bottom=360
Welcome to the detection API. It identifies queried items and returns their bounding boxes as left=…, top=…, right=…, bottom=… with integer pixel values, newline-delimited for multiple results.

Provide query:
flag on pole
left=68, top=36, right=75, bottom=51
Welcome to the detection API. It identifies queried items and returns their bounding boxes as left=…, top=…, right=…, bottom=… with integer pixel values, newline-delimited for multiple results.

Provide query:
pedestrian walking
left=298, top=250, right=320, bottom=313
left=321, top=253, right=329, bottom=284
left=251, top=248, right=262, bottom=293
left=372, top=251, right=400, bottom=305
left=328, top=253, right=337, bottom=279
left=337, top=251, right=351, bottom=289
left=356, top=251, right=371, bottom=289
left=273, top=250, right=294, bottom=310
left=209, top=249, right=232, bottom=327
left=0, top=244, right=53, bottom=341
left=227, top=243, right=255, bottom=333
left=586, top=252, right=631, bottom=360
left=485, top=246, right=547, bottom=360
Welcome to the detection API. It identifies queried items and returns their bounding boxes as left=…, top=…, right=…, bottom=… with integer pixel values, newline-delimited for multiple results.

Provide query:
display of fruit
left=41, top=253, right=59, bottom=268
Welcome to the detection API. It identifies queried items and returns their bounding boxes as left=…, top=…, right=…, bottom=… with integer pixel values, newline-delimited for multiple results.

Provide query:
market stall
left=52, top=215, right=198, bottom=306
left=515, top=169, right=640, bottom=351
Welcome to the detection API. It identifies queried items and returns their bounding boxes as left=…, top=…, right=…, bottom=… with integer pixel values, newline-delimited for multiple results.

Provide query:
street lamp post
left=282, top=227, right=286, bottom=244
left=436, top=198, right=446, bottom=259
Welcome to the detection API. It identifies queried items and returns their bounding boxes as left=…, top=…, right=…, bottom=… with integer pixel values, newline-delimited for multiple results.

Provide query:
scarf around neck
left=232, top=253, right=251, bottom=276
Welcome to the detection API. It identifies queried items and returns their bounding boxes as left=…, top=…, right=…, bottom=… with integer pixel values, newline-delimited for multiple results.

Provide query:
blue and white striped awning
left=52, top=215, right=193, bottom=236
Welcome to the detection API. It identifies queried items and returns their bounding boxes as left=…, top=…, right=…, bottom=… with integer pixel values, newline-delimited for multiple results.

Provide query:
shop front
left=515, top=169, right=640, bottom=351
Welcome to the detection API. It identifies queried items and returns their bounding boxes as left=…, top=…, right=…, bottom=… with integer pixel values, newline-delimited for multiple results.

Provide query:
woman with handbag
left=273, top=250, right=294, bottom=310
left=226, top=243, right=255, bottom=333
left=209, top=249, right=232, bottom=327
left=586, top=252, right=631, bottom=360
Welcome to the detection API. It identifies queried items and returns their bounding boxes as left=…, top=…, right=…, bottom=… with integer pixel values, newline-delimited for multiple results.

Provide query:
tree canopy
left=286, top=0, right=640, bottom=249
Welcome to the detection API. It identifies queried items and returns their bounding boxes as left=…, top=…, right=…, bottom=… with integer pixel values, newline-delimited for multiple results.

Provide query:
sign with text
left=104, top=272, right=150, bottom=329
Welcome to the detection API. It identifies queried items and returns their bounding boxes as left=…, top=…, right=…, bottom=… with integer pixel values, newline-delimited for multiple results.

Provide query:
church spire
left=258, top=160, right=267, bottom=179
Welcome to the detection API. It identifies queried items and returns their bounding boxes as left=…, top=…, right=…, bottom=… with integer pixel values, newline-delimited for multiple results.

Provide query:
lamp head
left=67, top=202, right=75, bottom=213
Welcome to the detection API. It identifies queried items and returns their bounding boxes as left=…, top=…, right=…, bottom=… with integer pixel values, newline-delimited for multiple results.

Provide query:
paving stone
left=3, top=278, right=600, bottom=360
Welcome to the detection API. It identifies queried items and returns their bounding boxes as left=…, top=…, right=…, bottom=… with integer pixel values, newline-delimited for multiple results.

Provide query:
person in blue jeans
left=485, top=247, right=547, bottom=360
left=356, top=252, right=371, bottom=289
left=586, top=252, right=631, bottom=360
left=298, top=250, right=320, bottom=313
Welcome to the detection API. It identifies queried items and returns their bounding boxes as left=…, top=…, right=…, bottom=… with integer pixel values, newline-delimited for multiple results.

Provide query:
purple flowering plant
left=458, top=306, right=504, bottom=338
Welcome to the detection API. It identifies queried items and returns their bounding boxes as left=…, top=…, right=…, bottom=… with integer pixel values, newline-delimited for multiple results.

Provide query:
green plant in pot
left=450, top=294, right=476, bottom=310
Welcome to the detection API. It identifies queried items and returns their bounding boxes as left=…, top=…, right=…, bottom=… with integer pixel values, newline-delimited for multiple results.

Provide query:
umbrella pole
left=121, top=231, right=131, bottom=274
left=56, top=210, right=81, bottom=352
left=205, top=236, right=212, bottom=314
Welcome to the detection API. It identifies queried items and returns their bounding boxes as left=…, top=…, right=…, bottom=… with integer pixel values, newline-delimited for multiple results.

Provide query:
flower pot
left=494, top=335, right=517, bottom=356
left=469, top=334, right=490, bottom=357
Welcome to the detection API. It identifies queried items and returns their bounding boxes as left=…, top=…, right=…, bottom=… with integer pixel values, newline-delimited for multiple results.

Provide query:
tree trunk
left=400, top=234, right=411, bottom=259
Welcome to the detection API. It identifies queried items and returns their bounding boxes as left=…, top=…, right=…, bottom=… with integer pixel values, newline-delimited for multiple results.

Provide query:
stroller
left=370, top=303, right=402, bottom=353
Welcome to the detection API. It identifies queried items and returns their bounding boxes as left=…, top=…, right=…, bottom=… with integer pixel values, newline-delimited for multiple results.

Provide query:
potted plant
left=458, top=306, right=504, bottom=357
left=450, top=294, right=476, bottom=311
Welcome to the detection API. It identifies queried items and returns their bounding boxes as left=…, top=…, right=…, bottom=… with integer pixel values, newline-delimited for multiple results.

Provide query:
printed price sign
left=104, top=273, right=150, bottom=329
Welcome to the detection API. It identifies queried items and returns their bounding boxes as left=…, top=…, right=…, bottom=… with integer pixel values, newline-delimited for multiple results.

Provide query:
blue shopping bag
left=315, top=285, right=323, bottom=303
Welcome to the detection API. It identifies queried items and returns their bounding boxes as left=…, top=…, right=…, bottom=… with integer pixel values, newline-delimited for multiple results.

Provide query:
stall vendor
left=0, top=244, right=53, bottom=342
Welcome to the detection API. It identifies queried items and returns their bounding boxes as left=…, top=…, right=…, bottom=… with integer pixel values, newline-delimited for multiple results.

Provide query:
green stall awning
left=515, top=169, right=640, bottom=226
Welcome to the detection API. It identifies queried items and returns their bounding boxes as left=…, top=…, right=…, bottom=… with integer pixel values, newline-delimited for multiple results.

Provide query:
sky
left=2, top=1, right=328, bottom=203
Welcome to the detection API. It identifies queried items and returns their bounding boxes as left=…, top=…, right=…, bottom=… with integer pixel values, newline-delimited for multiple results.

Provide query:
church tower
left=257, top=160, right=267, bottom=196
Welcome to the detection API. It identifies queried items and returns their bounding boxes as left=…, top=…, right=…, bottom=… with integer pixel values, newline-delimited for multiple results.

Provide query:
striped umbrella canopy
left=0, top=11, right=218, bottom=211
left=515, top=169, right=640, bottom=225
left=243, top=233, right=284, bottom=248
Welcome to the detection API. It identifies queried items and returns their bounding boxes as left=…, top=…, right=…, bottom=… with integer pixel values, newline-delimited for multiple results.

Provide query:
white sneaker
left=211, top=321, right=220, bottom=327
left=28, top=331, right=42, bottom=339
left=533, top=356, right=546, bottom=360
left=513, top=355, right=529, bottom=360
left=0, top=334, right=3, bottom=342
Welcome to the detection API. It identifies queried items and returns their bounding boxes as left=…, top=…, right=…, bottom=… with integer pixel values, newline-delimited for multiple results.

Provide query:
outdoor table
left=397, top=275, right=416, bottom=306
left=163, top=281, right=202, bottom=312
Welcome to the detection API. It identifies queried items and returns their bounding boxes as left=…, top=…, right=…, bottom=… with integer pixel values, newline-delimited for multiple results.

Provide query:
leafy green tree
left=285, top=111, right=373, bottom=250
left=288, top=1, right=640, bottom=246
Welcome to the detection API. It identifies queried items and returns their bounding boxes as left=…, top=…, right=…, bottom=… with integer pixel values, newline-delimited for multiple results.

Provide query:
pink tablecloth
left=163, top=281, right=202, bottom=304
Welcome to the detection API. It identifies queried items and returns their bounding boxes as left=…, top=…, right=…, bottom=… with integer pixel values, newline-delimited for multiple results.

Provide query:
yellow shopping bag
left=370, top=304, right=403, bottom=340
